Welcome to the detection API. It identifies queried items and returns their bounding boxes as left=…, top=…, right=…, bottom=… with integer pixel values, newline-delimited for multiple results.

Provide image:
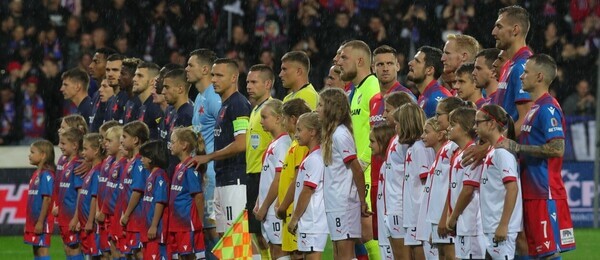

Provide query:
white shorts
left=455, top=234, right=486, bottom=259
left=377, top=213, right=390, bottom=245
left=297, top=233, right=328, bottom=252
left=485, top=232, right=517, bottom=260
left=416, top=216, right=431, bottom=242
left=379, top=244, right=393, bottom=260
left=423, top=240, right=438, bottom=260
left=431, top=223, right=454, bottom=244
left=214, top=184, right=247, bottom=233
left=262, top=215, right=282, bottom=245
left=403, top=226, right=421, bottom=246
left=326, top=210, right=361, bottom=241
left=384, top=213, right=405, bottom=239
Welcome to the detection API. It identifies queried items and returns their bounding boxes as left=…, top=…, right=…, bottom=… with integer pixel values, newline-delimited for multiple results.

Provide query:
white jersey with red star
left=258, top=134, right=292, bottom=216
left=425, top=141, right=459, bottom=224
left=323, top=124, right=360, bottom=213
left=382, top=135, right=409, bottom=214
left=481, top=138, right=523, bottom=234
left=294, top=147, right=328, bottom=234
left=449, top=142, right=484, bottom=236
left=402, top=140, right=435, bottom=227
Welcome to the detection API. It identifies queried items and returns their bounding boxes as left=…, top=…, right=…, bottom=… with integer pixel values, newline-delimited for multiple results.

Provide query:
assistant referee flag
left=212, top=210, right=253, bottom=259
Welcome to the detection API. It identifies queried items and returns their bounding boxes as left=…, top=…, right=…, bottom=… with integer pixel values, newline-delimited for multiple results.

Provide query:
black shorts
left=246, top=173, right=262, bottom=234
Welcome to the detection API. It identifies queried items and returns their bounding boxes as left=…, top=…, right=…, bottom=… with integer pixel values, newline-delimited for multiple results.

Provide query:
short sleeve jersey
left=350, top=74, right=380, bottom=165
left=491, top=47, right=532, bottom=120
left=425, top=141, right=459, bottom=224
left=192, top=84, right=221, bottom=178
left=246, top=98, right=273, bottom=174
left=56, top=157, right=83, bottom=227
left=282, top=83, right=319, bottom=110
left=481, top=139, right=523, bottom=234
left=294, top=147, right=328, bottom=234
left=382, top=136, right=409, bottom=214
left=519, top=93, right=567, bottom=200
left=26, top=169, right=54, bottom=233
left=163, top=103, right=194, bottom=174
left=214, top=92, right=251, bottom=186
left=141, top=168, right=169, bottom=241
left=118, top=154, right=149, bottom=232
left=77, top=95, right=94, bottom=127
left=323, top=124, right=360, bottom=212
left=403, top=140, right=435, bottom=227
left=90, top=92, right=105, bottom=132
left=138, top=95, right=164, bottom=140
left=417, top=80, right=452, bottom=118
left=448, top=142, right=484, bottom=236
left=102, top=157, right=128, bottom=215
left=259, top=134, right=291, bottom=215
left=77, top=164, right=100, bottom=226
left=123, top=96, right=142, bottom=124
left=277, top=140, right=308, bottom=212
left=97, top=155, right=115, bottom=209
left=169, top=158, right=203, bottom=232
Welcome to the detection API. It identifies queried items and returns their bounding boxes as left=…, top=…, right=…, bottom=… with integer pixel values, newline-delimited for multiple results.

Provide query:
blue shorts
left=204, top=165, right=216, bottom=229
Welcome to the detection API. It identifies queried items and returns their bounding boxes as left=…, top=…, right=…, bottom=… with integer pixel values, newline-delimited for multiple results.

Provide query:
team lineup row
left=24, top=5, right=575, bottom=260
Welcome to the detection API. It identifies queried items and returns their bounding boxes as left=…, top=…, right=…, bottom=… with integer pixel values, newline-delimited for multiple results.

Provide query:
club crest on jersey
left=551, top=118, right=558, bottom=127
left=34, top=176, right=39, bottom=185
left=357, top=94, right=362, bottom=104
left=112, top=169, right=119, bottom=179
left=104, top=164, right=110, bottom=172
left=147, top=182, right=153, bottom=192
left=177, top=171, right=184, bottom=181
left=65, top=169, right=71, bottom=178
left=128, top=164, right=134, bottom=174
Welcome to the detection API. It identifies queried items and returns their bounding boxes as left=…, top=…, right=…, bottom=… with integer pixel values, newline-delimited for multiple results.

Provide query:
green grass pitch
left=0, top=229, right=594, bottom=259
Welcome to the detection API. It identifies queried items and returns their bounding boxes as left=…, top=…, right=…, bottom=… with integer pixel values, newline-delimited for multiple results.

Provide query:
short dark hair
left=373, top=45, right=397, bottom=56
left=249, top=64, right=274, bottom=82
left=527, top=54, right=557, bottom=85
left=214, top=58, right=239, bottom=73
left=62, top=68, right=90, bottom=91
left=475, top=48, right=501, bottom=69
left=281, top=51, right=310, bottom=73
left=456, top=62, right=475, bottom=76
left=122, top=58, right=141, bottom=74
left=163, top=68, right=190, bottom=91
left=95, top=47, right=116, bottom=58
left=106, top=53, right=125, bottom=62
left=498, top=5, right=530, bottom=36
left=140, top=140, right=169, bottom=170
left=137, top=61, right=160, bottom=77
left=190, top=48, right=218, bottom=66
left=417, top=46, right=443, bottom=79
left=155, top=64, right=184, bottom=93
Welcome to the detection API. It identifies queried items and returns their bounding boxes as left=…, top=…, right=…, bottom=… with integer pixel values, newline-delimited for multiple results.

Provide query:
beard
left=341, top=69, right=357, bottom=82
left=407, top=73, right=424, bottom=85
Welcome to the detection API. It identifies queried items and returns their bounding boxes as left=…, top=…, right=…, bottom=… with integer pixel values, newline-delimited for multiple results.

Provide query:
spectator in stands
left=21, top=76, right=45, bottom=145
left=562, top=79, right=596, bottom=116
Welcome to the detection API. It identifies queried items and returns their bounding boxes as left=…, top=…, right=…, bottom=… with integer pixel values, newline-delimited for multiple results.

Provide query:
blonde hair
left=394, top=103, right=426, bottom=145
left=424, top=117, right=442, bottom=132
left=105, top=125, right=123, bottom=141
left=31, top=139, right=56, bottom=171
left=61, top=114, right=88, bottom=134
left=319, top=88, right=353, bottom=165
left=263, top=99, right=284, bottom=127
left=172, top=127, right=207, bottom=173
left=99, top=120, right=119, bottom=134
left=297, top=112, right=321, bottom=140
left=60, top=127, right=84, bottom=152
left=446, top=34, right=481, bottom=61
left=84, top=133, right=105, bottom=157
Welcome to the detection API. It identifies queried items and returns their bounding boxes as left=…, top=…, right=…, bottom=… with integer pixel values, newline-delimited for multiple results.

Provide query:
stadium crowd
left=5, top=0, right=595, bottom=260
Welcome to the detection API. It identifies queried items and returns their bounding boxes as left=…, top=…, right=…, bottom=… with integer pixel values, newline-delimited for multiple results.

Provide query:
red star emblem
left=485, top=156, right=494, bottom=168
left=126, top=109, right=132, bottom=120
left=266, top=146, right=275, bottom=157
left=112, top=103, right=118, bottom=112
left=199, top=106, right=205, bottom=115
left=390, top=143, right=397, bottom=153
left=379, top=173, right=385, bottom=183
left=299, top=162, right=306, bottom=171
left=406, top=152, right=412, bottom=164
left=440, top=148, right=449, bottom=161
left=454, top=162, right=463, bottom=171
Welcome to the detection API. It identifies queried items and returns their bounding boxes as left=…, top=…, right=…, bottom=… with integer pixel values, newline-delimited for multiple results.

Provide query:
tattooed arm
left=497, top=138, right=564, bottom=158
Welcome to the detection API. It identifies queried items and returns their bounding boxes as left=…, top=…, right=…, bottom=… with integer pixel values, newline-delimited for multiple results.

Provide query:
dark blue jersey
left=214, top=92, right=251, bottom=186
left=139, top=96, right=164, bottom=140
left=77, top=96, right=94, bottom=128
left=90, top=92, right=106, bottom=132
left=123, top=96, right=142, bottom=124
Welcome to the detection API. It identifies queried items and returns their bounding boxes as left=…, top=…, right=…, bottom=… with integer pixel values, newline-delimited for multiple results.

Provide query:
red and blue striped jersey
left=56, top=156, right=83, bottom=227
left=141, top=168, right=169, bottom=242
left=25, top=169, right=54, bottom=233
left=97, top=155, right=115, bottom=210
left=491, top=47, right=532, bottom=120
left=519, top=93, right=567, bottom=200
left=77, top=164, right=100, bottom=226
left=102, top=157, right=127, bottom=215
left=168, top=157, right=203, bottom=232
left=418, top=80, right=452, bottom=118
left=118, top=154, right=149, bottom=232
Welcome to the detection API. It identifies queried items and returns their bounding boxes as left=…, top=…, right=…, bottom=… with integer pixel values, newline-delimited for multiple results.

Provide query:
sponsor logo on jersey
left=560, top=228, right=575, bottom=245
